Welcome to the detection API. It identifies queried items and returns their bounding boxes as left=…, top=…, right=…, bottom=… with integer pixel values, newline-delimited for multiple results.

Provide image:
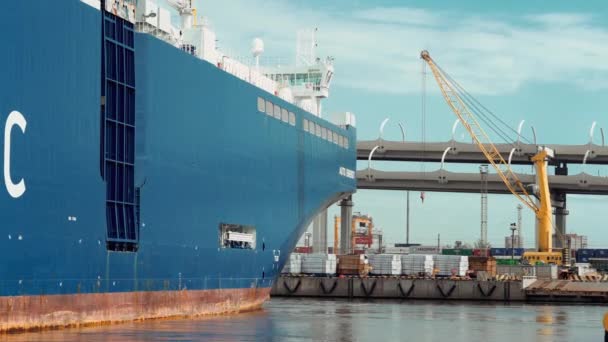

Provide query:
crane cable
left=434, top=62, right=534, bottom=146
left=421, top=51, right=538, bottom=212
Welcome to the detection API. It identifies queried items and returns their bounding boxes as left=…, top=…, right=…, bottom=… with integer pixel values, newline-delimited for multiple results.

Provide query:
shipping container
left=442, top=248, right=473, bottom=256
left=294, top=246, right=312, bottom=254
left=496, top=258, right=519, bottom=265
left=409, top=246, right=441, bottom=254
left=490, top=248, right=524, bottom=257
left=589, top=258, right=608, bottom=272
left=472, top=249, right=490, bottom=257
left=576, top=249, right=595, bottom=263
left=490, top=248, right=505, bottom=256
left=354, top=236, right=372, bottom=245
left=594, top=249, right=608, bottom=257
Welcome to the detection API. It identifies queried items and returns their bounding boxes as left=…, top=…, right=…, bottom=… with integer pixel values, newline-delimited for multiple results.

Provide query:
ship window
left=315, top=123, right=321, bottom=137
left=289, top=112, right=296, bottom=126
left=344, top=137, right=349, bottom=149
left=265, top=101, right=273, bottom=116
left=281, top=108, right=289, bottom=123
left=219, top=223, right=256, bottom=250
left=303, top=119, right=309, bottom=132
left=339, top=135, right=344, bottom=147
left=333, top=132, right=338, bottom=144
left=257, top=97, right=265, bottom=112
left=310, top=73, right=323, bottom=85
left=322, top=127, right=327, bottom=140
left=274, top=105, right=282, bottom=120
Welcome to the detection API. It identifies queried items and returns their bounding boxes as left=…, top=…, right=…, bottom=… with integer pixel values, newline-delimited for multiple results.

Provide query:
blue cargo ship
left=0, top=0, right=356, bottom=331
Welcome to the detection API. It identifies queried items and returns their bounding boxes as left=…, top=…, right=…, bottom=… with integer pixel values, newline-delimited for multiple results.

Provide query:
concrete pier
left=272, top=276, right=525, bottom=301
left=271, top=276, right=608, bottom=303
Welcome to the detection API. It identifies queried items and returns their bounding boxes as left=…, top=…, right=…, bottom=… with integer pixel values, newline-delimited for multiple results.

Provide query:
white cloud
left=195, top=2, right=608, bottom=95
left=527, top=13, right=594, bottom=27
left=352, top=7, right=443, bottom=27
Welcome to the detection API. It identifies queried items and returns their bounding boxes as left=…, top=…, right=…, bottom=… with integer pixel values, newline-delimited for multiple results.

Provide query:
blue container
left=490, top=248, right=506, bottom=256
left=578, top=256, right=590, bottom=263
left=576, top=249, right=593, bottom=262
left=499, top=248, right=524, bottom=257
left=594, top=249, right=608, bottom=257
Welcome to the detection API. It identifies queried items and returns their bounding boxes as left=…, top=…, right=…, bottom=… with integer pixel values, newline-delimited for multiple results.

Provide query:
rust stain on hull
left=0, top=287, right=270, bottom=333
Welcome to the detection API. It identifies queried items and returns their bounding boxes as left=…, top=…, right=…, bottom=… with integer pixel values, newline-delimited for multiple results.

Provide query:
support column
left=554, top=194, right=569, bottom=249
left=312, top=209, right=328, bottom=254
left=339, top=196, right=353, bottom=255
left=552, top=158, right=568, bottom=249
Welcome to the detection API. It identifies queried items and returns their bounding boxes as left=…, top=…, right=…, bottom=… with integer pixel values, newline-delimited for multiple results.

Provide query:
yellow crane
left=420, top=50, right=562, bottom=265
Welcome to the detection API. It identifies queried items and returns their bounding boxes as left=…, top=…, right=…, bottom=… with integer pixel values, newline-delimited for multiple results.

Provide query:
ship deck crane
left=420, top=50, right=562, bottom=265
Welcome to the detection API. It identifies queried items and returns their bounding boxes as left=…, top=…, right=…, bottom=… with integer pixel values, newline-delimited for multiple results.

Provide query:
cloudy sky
left=195, top=0, right=608, bottom=248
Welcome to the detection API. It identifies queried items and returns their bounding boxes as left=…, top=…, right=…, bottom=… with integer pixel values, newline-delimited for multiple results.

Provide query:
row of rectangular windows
left=257, top=97, right=296, bottom=126
left=303, top=118, right=349, bottom=149
left=256, top=97, right=349, bottom=149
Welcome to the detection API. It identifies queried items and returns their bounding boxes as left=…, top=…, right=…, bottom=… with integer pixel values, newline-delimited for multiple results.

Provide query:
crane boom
left=420, top=50, right=556, bottom=255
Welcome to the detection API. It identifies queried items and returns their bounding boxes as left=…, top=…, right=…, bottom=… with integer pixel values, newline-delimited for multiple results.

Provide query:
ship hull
left=0, top=287, right=269, bottom=332
left=0, top=0, right=356, bottom=332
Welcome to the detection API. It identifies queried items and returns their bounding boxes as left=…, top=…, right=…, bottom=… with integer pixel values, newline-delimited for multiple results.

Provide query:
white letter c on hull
left=4, top=110, right=26, bottom=198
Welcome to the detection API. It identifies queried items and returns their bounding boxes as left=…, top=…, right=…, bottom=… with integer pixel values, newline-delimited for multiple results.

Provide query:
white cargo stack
left=282, top=253, right=303, bottom=274
left=401, top=254, right=434, bottom=275
left=433, top=255, right=469, bottom=276
left=368, top=254, right=402, bottom=275
left=301, top=254, right=337, bottom=275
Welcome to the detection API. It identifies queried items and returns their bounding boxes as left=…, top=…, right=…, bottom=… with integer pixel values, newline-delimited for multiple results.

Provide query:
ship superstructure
left=133, top=0, right=334, bottom=116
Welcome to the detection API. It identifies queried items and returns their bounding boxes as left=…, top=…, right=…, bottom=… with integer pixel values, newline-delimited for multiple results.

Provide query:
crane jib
left=420, top=50, right=557, bottom=258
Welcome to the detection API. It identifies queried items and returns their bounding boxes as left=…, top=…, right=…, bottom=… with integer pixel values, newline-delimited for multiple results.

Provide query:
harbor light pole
left=510, top=223, right=517, bottom=262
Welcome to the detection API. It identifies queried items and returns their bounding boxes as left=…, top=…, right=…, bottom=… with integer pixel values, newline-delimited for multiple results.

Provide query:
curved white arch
left=367, top=145, right=381, bottom=180
left=507, top=147, right=517, bottom=167
left=531, top=126, right=537, bottom=146
left=581, top=149, right=592, bottom=185
left=589, top=121, right=597, bottom=144
left=379, top=118, right=390, bottom=140
left=451, top=119, right=460, bottom=141
left=583, top=149, right=591, bottom=165
left=440, top=146, right=452, bottom=170
left=601, top=127, right=605, bottom=147
left=517, top=120, right=525, bottom=145
left=397, top=122, right=405, bottom=142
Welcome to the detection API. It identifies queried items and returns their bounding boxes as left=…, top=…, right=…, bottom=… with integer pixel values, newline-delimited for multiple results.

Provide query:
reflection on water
left=1, top=298, right=605, bottom=342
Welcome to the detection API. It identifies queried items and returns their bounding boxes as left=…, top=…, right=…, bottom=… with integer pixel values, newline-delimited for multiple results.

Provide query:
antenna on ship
left=251, top=38, right=264, bottom=71
left=296, top=28, right=318, bottom=67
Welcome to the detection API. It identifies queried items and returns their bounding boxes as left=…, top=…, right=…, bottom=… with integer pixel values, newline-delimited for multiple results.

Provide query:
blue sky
left=195, top=0, right=608, bottom=248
